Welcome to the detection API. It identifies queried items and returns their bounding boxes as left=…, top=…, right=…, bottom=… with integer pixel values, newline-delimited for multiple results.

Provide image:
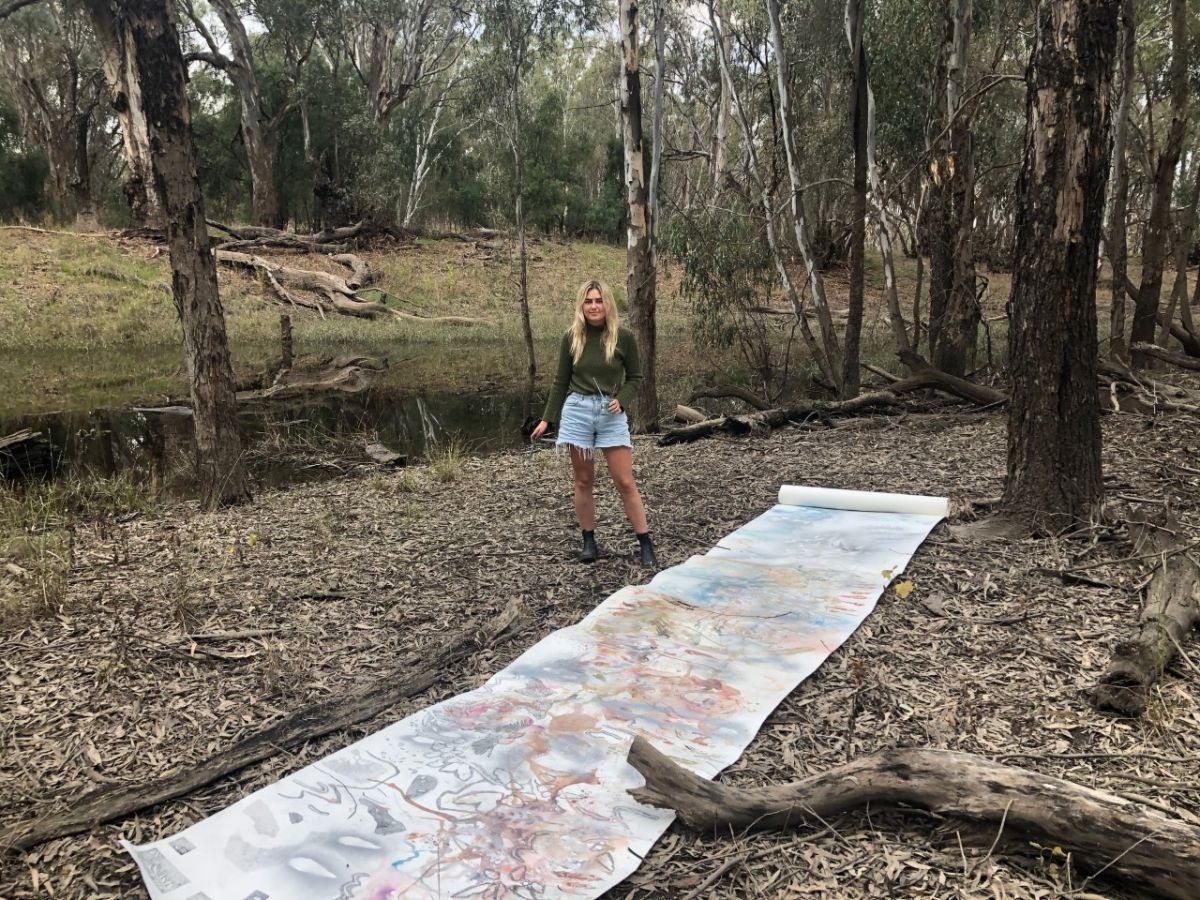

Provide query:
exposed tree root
left=626, top=736, right=1200, bottom=900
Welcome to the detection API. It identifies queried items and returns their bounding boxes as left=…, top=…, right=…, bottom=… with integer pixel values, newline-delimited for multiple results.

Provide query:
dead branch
left=1091, top=511, right=1200, bottom=716
left=1131, top=342, right=1200, bottom=372
left=626, top=736, right=1200, bottom=900
left=331, top=253, right=378, bottom=290
left=689, top=384, right=772, bottom=411
left=658, top=391, right=901, bottom=445
left=895, top=350, right=1007, bottom=406
left=0, top=599, right=526, bottom=853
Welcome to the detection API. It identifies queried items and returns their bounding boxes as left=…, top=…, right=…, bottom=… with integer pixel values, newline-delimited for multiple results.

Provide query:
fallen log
left=894, top=350, right=1007, bottom=406
left=0, top=598, right=525, bottom=852
left=626, top=736, right=1200, bottom=900
left=331, top=253, right=377, bottom=290
left=673, top=404, right=708, bottom=424
left=208, top=220, right=364, bottom=245
left=688, top=384, right=771, bottom=410
left=1131, top=342, right=1200, bottom=373
left=217, top=251, right=492, bottom=324
left=658, top=391, right=900, bottom=446
left=1091, top=513, right=1200, bottom=716
left=0, top=429, right=56, bottom=480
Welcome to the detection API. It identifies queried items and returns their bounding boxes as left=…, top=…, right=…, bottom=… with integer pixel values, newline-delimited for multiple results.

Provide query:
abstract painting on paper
left=125, top=486, right=947, bottom=899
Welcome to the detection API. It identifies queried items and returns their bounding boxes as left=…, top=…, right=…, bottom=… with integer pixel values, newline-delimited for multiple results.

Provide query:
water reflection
left=0, top=388, right=530, bottom=496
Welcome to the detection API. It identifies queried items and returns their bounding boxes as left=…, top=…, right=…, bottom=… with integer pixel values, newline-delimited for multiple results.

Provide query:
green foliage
left=0, top=102, right=48, bottom=221
left=663, top=208, right=800, bottom=402
left=662, top=210, right=775, bottom=350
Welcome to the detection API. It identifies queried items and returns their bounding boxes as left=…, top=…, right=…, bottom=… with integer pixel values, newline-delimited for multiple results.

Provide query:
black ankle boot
left=579, top=529, right=599, bottom=563
left=636, top=532, right=657, bottom=568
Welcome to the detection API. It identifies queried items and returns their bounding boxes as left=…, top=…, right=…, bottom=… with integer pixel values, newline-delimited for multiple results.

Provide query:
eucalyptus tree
left=475, top=0, right=600, bottom=405
left=0, top=0, right=106, bottom=225
left=1002, top=0, right=1119, bottom=529
left=1130, top=0, right=1189, bottom=369
left=338, top=0, right=465, bottom=124
left=180, top=0, right=317, bottom=226
left=618, top=0, right=664, bottom=430
left=1106, top=0, right=1135, bottom=359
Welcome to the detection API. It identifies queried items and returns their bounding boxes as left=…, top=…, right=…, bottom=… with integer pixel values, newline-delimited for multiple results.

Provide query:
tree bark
left=207, top=0, right=281, bottom=227
left=1001, top=0, right=1118, bottom=529
left=620, top=0, right=658, bottom=432
left=842, top=0, right=868, bottom=398
left=1159, top=158, right=1200, bottom=346
left=1130, top=0, right=1188, bottom=368
left=1091, top=513, right=1200, bottom=716
left=1106, top=0, right=1134, bottom=361
left=83, top=0, right=248, bottom=508
left=87, top=0, right=161, bottom=226
left=929, top=0, right=979, bottom=377
left=626, top=737, right=1200, bottom=900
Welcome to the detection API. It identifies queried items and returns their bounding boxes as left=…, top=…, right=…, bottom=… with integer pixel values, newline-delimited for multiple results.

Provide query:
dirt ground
left=2, top=407, right=1199, bottom=899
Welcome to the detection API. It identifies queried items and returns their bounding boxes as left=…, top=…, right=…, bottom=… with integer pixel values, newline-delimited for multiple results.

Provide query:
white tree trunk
left=765, top=0, right=843, bottom=388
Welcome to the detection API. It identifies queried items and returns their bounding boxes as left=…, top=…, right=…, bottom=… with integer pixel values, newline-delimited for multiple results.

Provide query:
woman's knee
left=574, top=470, right=595, bottom=490
left=611, top=472, right=638, bottom=496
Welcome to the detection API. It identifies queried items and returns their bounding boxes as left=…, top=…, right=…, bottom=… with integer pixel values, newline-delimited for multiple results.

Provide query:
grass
left=0, top=470, right=156, bottom=626
left=1, top=224, right=1172, bottom=416
left=428, top=435, right=469, bottom=483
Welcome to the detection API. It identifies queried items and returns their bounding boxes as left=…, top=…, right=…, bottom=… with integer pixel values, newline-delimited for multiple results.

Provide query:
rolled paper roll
left=777, top=484, right=949, bottom=518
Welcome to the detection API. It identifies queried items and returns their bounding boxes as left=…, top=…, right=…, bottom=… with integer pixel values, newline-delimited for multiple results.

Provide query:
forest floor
left=3, top=404, right=1200, bottom=898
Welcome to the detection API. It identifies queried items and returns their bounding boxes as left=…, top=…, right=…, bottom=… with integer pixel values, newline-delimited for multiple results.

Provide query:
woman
left=530, top=279, right=657, bottom=567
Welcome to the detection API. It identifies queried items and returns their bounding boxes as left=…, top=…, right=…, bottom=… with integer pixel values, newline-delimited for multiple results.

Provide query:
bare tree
left=1002, top=0, right=1119, bottom=529
left=1130, top=0, right=1188, bottom=368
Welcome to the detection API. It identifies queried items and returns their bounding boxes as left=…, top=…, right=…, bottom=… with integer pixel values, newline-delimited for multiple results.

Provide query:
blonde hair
left=570, top=279, right=619, bottom=363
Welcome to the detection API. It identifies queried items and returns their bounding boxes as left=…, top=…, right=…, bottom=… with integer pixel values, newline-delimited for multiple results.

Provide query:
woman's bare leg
left=602, top=446, right=648, bottom=533
left=570, top=446, right=596, bottom=530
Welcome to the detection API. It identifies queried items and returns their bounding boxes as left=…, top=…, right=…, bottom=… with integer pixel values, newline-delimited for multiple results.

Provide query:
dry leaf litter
left=2, top=409, right=1199, bottom=899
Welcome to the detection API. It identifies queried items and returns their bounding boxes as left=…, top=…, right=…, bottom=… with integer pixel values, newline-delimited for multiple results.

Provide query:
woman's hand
left=530, top=420, right=549, bottom=441
left=608, top=398, right=622, bottom=414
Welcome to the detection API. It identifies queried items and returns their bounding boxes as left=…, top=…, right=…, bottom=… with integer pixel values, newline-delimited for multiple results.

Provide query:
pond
left=1, top=339, right=760, bottom=496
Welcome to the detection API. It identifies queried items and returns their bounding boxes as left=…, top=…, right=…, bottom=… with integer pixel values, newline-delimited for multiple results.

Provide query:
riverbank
left=2, top=408, right=1198, bottom=898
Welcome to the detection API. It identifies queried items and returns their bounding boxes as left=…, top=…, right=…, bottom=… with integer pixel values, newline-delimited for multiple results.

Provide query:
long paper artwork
left=126, top=485, right=947, bottom=899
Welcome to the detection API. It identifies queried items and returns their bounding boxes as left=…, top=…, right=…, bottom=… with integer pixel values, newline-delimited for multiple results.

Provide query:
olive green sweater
left=542, top=324, right=643, bottom=423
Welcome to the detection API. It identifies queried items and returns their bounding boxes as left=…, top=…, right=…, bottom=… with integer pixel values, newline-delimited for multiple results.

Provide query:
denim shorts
left=556, top=392, right=632, bottom=451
